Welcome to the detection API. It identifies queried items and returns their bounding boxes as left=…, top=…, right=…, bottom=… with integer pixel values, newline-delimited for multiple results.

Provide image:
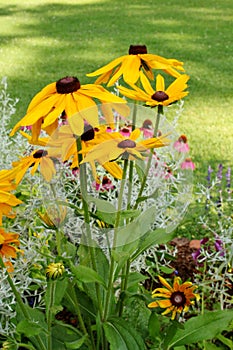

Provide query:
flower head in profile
left=10, top=76, right=126, bottom=142
left=46, top=262, right=65, bottom=279
left=81, top=128, right=170, bottom=167
left=118, top=71, right=189, bottom=107
left=148, top=275, right=199, bottom=320
left=87, top=44, right=184, bottom=86
left=173, top=134, right=190, bottom=153
left=38, top=205, right=67, bottom=229
left=12, top=149, right=57, bottom=184
left=0, top=228, right=21, bottom=272
left=0, top=172, right=22, bottom=225
left=181, top=158, right=195, bottom=171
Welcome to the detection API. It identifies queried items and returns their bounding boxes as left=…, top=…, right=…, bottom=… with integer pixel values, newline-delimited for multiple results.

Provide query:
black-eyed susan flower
left=46, top=262, right=65, bottom=279
left=38, top=205, right=67, bottom=229
left=81, top=128, right=169, bottom=171
left=148, top=275, right=199, bottom=320
left=0, top=228, right=21, bottom=272
left=118, top=71, right=189, bottom=107
left=12, top=149, right=57, bottom=184
left=10, top=76, right=126, bottom=141
left=87, top=44, right=184, bottom=86
left=0, top=177, right=22, bottom=225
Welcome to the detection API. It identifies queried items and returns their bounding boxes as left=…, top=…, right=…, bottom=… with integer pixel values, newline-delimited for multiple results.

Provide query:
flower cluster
left=0, top=44, right=200, bottom=348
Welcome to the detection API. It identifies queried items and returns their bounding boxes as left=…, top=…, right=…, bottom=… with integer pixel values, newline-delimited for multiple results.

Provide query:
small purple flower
left=200, top=237, right=209, bottom=245
left=192, top=249, right=201, bottom=262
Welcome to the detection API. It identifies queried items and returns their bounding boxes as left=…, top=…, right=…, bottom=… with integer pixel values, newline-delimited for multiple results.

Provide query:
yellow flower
left=148, top=275, right=199, bottom=320
left=46, top=262, right=65, bottom=279
left=38, top=205, right=67, bottom=229
left=0, top=175, right=22, bottom=225
left=10, top=76, right=126, bottom=142
left=87, top=44, right=184, bottom=86
left=0, top=228, right=21, bottom=272
left=81, top=128, right=169, bottom=173
left=12, top=149, right=56, bottom=184
left=118, top=71, right=189, bottom=107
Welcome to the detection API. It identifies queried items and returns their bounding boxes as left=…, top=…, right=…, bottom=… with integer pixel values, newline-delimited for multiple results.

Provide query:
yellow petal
left=148, top=301, right=159, bottom=308
left=156, top=74, right=165, bottom=92
left=158, top=276, right=173, bottom=292
left=27, top=82, right=56, bottom=112
left=157, top=299, right=172, bottom=308
left=139, top=71, right=155, bottom=96
left=86, top=56, right=126, bottom=77
left=40, top=158, right=56, bottom=182
left=68, top=112, right=85, bottom=136
left=130, top=128, right=141, bottom=140
left=166, top=74, right=189, bottom=96
left=122, top=55, right=141, bottom=84
left=103, top=162, right=122, bottom=179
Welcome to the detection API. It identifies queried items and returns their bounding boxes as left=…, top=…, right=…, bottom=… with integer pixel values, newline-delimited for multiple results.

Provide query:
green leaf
left=160, top=266, right=175, bottom=274
left=96, top=208, right=141, bottom=226
left=52, top=322, right=87, bottom=350
left=216, top=333, right=233, bottom=348
left=16, top=319, right=44, bottom=337
left=65, top=334, right=88, bottom=349
left=132, top=228, right=174, bottom=261
left=127, top=271, right=148, bottom=288
left=87, top=195, right=116, bottom=213
left=71, top=264, right=107, bottom=288
left=148, top=312, right=161, bottom=340
left=103, top=317, right=146, bottom=350
left=45, top=278, right=68, bottom=320
left=168, top=310, right=233, bottom=349
left=115, top=205, right=157, bottom=247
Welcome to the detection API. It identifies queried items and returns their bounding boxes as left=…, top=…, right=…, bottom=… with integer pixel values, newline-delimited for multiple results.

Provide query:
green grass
left=0, top=0, right=232, bottom=181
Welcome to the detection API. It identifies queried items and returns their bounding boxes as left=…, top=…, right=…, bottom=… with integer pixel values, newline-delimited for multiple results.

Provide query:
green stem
left=76, top=137, right=104, bottom=321
left=55, top=229, right=62, bottom=256
left=0, top=257, right=47, bottom=350
left=47, top=280, right=56, bottom=350
left=131, top=101, right=138, bottom=131
left=134, top=105, right=163, bottom=207
left=118, top=258, right=130, bottom=317
left=65, top=284, right=93, bottom=349
left=103, top=159, right=129, bottom=321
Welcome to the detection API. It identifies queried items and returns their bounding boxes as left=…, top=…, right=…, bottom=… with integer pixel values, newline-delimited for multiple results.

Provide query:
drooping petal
left=86, top=56, right=126, bottom=77
left=158, top=275, right=174, bottom=292
left=156, top=74, right=165, bottom=92
left=157, top=299, right=172, bottom=308
left=139, top=71, right=155, bottom=95
left=27, top=82, right=56, bottom=112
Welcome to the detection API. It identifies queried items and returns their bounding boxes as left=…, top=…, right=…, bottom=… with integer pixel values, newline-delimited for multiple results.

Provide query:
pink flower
left=119, top=126, right=131, bottom=137
left=181, top=158, right=195, bottom=170
left=94, top=176, right=115, bottom=191
left=173, top=134, right=190, bottom=153
left=140, top=119, right=154, bottom=139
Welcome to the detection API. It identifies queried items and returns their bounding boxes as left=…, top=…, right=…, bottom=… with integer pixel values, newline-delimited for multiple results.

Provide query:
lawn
left=0, top=0, right=232, bottom=181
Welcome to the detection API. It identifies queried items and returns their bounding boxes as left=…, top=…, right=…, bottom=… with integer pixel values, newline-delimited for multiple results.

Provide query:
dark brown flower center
left=151, top=91, right=169, bottom=102
left=142, top=119, right=153, bottom=129
left=129, top=45, right=147, bottom=55
left=56, top=76, right=81, bottom=94
left=170, top=291, right=186, bottom=307
left=33, top=150, right=48, bottom=159
left=81, top=124, right=95, bottom=141
left=118, top=139, right=136, bottom=149
left=102, top=176, right=111, bottom=185
left=178, top=134, right=188, bottom=143
left=0, top=244, right=3, bottom=249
